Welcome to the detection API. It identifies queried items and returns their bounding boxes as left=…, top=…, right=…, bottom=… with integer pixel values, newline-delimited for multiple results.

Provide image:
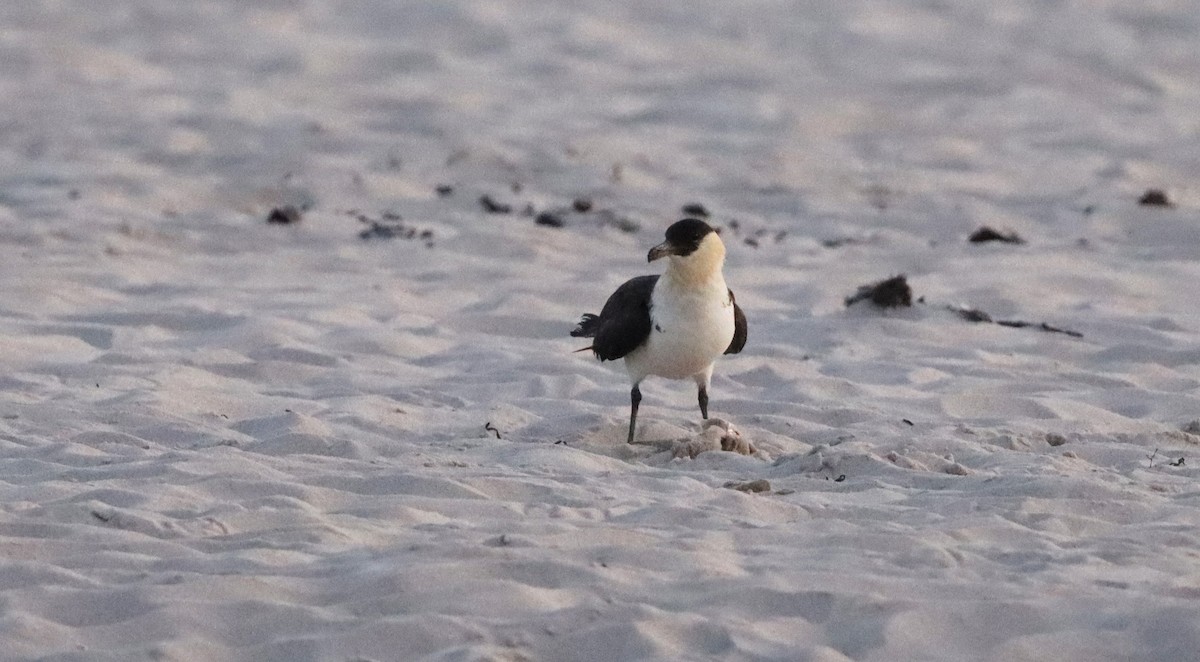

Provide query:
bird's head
left=648, top=218, right=726, bottom=284
left=648, top=218, right=720, bottom=261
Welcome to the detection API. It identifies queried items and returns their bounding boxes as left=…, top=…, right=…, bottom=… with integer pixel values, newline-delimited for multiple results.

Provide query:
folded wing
left=725, top=289, right=747, bottom=354
left=571, top=275, right=659, bottom=361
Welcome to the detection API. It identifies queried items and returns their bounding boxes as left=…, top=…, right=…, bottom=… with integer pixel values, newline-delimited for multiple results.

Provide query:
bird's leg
left=627, top=385, right=642, bottom=444
left=694, top=367, right=714, bottom=422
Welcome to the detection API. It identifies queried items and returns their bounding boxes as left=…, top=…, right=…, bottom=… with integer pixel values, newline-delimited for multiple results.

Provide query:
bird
left=571, top=218, right=747, bottom=443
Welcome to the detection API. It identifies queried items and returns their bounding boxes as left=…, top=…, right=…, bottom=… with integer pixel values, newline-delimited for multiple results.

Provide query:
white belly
left=625, top=278, right=734, bottom=382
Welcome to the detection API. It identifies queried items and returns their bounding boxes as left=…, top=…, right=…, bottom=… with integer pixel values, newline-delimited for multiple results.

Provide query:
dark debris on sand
left=952, top=307, right=993, bottom=323
left=596, top=209, right=639, bottom=233
left=535, top=211, right=565, bottom=228
left=681, top=203, right=709, bottom=218
left=721, top=219, right=785, bottom=247
left=996, top=319, right=1083, bottom=337
left=969, top=226, right=1025, bottom=244
left=479, top=194, right=512, bottom=214
left=1138, top=189, right=1173, bottom=207
left=949, top=305, right=1082, bottom=338
left=572, top=197, right=593, bottom=213
left=266, top=205, right=302, bottom=225
left=822, top=237, right=865, bottom=248
left=435, top=184, right=454, bottom=197
left=352, top=211, right=434, bottom=245
left=724, top=479, right=771, bottom=493
left=845, top=275, right=912, bottom=308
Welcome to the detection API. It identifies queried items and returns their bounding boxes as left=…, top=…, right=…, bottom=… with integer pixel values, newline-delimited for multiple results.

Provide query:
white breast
left=624, top=276, right=734, bottom=383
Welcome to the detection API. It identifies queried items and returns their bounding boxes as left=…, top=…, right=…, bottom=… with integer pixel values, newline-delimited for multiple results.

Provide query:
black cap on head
left=663, top=218, right=715, bottom=256
left=648, top=218, right=718, bottom=261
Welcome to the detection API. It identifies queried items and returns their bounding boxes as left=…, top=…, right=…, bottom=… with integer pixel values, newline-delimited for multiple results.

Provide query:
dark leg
left=698, top=386, right=709, bottom=420
left=627, top=385, right=642, bottom=444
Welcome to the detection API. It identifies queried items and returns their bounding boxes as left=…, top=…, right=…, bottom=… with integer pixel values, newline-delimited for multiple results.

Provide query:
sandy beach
left=2, top=1, right=1200, bottom=660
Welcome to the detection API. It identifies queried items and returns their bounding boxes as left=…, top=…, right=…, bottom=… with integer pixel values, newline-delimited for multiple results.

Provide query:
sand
left=2, top=1, right=1200, bottom=660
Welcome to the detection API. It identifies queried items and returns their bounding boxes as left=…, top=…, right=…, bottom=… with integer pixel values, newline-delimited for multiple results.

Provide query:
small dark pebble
left=1138, top=189, right=1173, bottom=207
left=902, top=419, right=914, bottom=426
left=435, top=184, right=454, bottom=197
left=834, top=474, right=847, bottom=482
left=535, top=212, right=565, bottom=228
left=572, top=197, right=593, bottom=213
left=681, top=203, right=709, bottom=218
left=419, top=229, right=433, bottom=240
left=728, top=219, right=741, bottom=233
left=969, top=226, right=1025, bottom=244
left=267, top=205, right=302, bottom=225
left=479, top=195, right=512, bottom=214
left=744, top=237, right=759, bottom=248
left=845, top=275, right=912, bottom=308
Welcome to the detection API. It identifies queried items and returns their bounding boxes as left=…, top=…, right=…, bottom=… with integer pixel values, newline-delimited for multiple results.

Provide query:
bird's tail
left=570, top=313, right=600, bottom=338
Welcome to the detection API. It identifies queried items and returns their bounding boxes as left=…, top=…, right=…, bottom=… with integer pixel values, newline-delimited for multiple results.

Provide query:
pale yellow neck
left=665, top=233, right=726, bottom=288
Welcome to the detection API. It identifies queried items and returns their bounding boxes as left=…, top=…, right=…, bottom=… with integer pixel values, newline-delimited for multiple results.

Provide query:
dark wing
left=725, top=289, right=747, bottom=354
left=570, top=275, right=658, bottom=361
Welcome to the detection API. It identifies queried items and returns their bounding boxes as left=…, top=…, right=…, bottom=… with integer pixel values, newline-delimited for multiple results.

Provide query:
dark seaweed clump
left=1138, top=189, right=1172, bottom=207
left=845, top=275, right=912, bottom=308
left=266, top=205, right=302, bottom=225
left=968, top=226, right=1024, bottom=244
